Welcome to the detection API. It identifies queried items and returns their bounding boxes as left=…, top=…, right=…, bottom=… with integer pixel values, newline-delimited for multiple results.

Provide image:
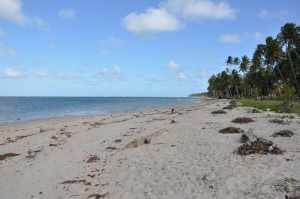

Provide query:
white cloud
left=219, top=33, right=241, bottom=44
left=166, top=60, right=180, bottom=70
left=0, top=43, right=16, bottom=57
left=123, top=8, right=181, bottom=34
left=123, top=0, right=236, bottom=34
left=96, top=66, right=122, bottom=80
left=59, top=8, right=76, bottom=19
left=0, top=0, right=26, bottom=24
left=33, top=70, right=48, bottom=78
left=162, top=0, right=236, bottom=20
left=176, top=72, right=187, bottom=80
left=1, top=67, right=24, bottom=78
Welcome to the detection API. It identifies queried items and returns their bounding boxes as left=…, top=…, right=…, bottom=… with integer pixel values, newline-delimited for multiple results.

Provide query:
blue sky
left=0, top=0, right=299, bottom=97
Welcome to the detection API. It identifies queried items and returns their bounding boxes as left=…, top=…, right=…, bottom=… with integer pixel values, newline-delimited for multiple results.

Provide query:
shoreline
left=0, top=97, right=201, bottom=126
left=1, top=97, right=299, bottom=199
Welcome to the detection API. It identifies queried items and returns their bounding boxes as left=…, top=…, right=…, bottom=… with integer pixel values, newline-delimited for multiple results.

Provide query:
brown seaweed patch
left=232, top=117, right=255, bottom=124
left=219, top=127, right=244, bottom=134
left=0, top=153, right=20, bottom=161
left=86, top=155, right=100, bottom=163
left=237, top=135, right=283, bottom=155
left=87, top=193, right=109, bottom=199
left=269, top=119, right=291, bottom=125
left=124, top=137, right=151, bottom=149
left=272, top=130, right=294, bottom=138
left=211, top=110, right=227, bottom=114
left=61, top=179, right=91, bottom=186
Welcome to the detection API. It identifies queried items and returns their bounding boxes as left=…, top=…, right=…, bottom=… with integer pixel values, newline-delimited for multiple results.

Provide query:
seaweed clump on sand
left=237, top=129, right=284, bottom=155
left=232, top=117, right=255, bottom=124
left=0, top=153, right=20, bottom=161
left=271, top=130, right=294, bottom=138
left=86, top=155, right=100, bottom=163
left=223, top=100, right=238, bottom=110
left=211, top=110, right=227, bottom=114
left=269, top=119, right=291, bottom=125
left=219, top=127, right=244, bottom=134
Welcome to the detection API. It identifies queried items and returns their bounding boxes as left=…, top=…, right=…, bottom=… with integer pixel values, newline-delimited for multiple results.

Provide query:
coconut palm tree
left=240, top=55, right=250, bottom=73
left=277, top=23, right=300, bottom=96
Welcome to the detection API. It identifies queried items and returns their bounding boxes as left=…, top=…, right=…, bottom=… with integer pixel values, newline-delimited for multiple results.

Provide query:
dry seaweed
left=237, top=137, right=283, bottom=155
left=87, top=193, right=109, bottom=199
left=219, top=127, right=244, bottom=134
left=232, top=117, right=255, bottom=124
left=0, top=153, right=19, bottom=161
left=86, top=155, right=100, bottom=163
left=124, top=137, right=151, bottom=149
left=269, top=119, right=291, bottom=125
left=211, top=110, right=227, bottom=114
left=272, top=130, right=294, bottom=138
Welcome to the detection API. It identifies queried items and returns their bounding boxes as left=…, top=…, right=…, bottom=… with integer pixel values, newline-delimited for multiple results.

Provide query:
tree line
left=207, top=23, right=300, bottom=100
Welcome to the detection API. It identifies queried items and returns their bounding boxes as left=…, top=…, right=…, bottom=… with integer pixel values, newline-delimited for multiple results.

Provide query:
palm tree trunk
left=287, top=50, right=300, bottom=96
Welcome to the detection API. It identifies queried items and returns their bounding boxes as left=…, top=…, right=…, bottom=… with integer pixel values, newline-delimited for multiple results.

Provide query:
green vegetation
left=240, top=99, right=300, bottom=113
left=189, top=92, right=208, bottom=97
left=207, top=23, right=300, bottom=99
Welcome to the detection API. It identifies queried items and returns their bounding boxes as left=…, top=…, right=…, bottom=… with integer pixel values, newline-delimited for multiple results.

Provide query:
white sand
left=0, top=98, right=299, bottom=199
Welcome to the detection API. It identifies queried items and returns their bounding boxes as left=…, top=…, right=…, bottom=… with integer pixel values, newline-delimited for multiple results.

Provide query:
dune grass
left=239, top=99, right=300, bottom=114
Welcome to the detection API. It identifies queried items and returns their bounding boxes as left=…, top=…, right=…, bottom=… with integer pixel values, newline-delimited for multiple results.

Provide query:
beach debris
left=273, top=178, right=298, bottom=193
left=87, top=193, right=109, bottom=199
left=232, top=117, right=255, bottom=124
left=286, top=195, right=300, bottom=199
left=272, top=130, right=294, bottom=138
left=223, top=100, right=238, bottom=110
left=124, top=137, right=151, bottom=149
left=86, top=155, right=100, bottom=163
left=223, top=105, right=235, bottom=110
left=0, top=153, right=20, bottom=161
left=272, top=178, right=300, bottom=199
left=87, top=174, right=95, bottom=178
left=90, top=122, right=103, bottom=127
left=219, top=127, right=244, bottom=134
left=211, top=110, right=227, bottom=114
left=248, top=109, right=262, bottom=113
left=61, top=179, right=91, bottom=186
left=39, top=128, right=48, bottom=133
left=230, top=100, right=238, bottom=106
left=49, top=143, right=58, bottom=147
left=0, top=133, right=35, bottom=146
left=51, top=135, right=58, bottom=140
left=105, top=146, right=117, bottom=151
left=63, top=131, right=72, bottom=138
left=26, top=146, right=43, bottom=159
left=240, top=134, right=250, bottom=143
left=237, top=129, right=283, bottom=155
left=269, top=119, right=291, bottom=125
left=114, top=139, right=122, bottom=143
left=144, top=138, right=151, bottom=144
left=170, top=119, right=176, bottom=124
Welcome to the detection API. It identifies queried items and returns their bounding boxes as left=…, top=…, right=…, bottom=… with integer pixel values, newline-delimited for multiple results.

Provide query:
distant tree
left=240, top=55, right=250, bottom=73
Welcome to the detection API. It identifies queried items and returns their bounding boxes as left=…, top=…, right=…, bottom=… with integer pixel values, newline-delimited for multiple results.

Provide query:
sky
left=0, top=0, right=299, bottom=97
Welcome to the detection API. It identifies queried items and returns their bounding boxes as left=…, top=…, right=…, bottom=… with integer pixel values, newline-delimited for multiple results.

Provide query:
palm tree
left=277, top=23, right=300, bottom=96
left=233, top=57, right=240, bottom=65
left=226, top=56, right=233, bottom=65
left=240, top=55, right=250, bottom=73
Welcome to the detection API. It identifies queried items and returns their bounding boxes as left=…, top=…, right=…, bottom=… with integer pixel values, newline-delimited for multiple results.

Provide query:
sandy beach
left=0, top=98, right=300, bottom=199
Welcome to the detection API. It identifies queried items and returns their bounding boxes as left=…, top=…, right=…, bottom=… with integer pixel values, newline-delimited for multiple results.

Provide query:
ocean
left=0, top=97, right=197, bottom=123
